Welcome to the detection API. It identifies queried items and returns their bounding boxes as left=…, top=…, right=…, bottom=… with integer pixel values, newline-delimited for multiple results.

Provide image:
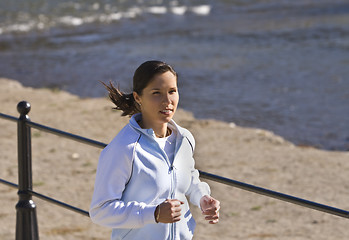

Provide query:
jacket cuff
left=192, top=183, right=211, bottom=207
left=141, top=204, right=158, bottom=225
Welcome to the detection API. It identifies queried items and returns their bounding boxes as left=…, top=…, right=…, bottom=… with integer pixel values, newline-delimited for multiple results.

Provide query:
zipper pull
left=169, top=165, right=176, bottom=173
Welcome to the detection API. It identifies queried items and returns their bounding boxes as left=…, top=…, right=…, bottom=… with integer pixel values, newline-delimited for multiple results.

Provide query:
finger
left=202, top=208, right=219, bottom=215
left=214, top=202, right=221, bottom=210
left=171, top=211, right=182, bottom=219
left=173, top=216, right=181, bottom=222
left=205, top=214, right=219, bottom=221
left=206, top=204, right=220, bottom=212
left=172, top=206, right=182, bottom=213
left=175, top=200, right=184, bottom=205
left=209, top=219, right=219, bottom=224
left=169, top=199, right=183, bottom=207
left=203, top=206, right=218, bottom=211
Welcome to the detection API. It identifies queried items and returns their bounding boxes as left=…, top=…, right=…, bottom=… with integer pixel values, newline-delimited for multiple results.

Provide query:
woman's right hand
left=155, top=199, right=184, bottom=223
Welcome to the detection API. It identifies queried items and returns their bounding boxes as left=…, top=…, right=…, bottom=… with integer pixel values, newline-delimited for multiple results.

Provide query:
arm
left=184, top=134, right=211, bottom=207
left=184, top=132, right=220, bottom=224
left=89, top=139, right=157, bottom=228
left=186, top=167, right=211, bottom=207
left=185, top=161, right=220, bottom=224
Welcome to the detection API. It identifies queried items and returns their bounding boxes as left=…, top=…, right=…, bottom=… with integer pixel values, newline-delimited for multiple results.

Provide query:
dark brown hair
left=102, top=60, right=177, bottom=116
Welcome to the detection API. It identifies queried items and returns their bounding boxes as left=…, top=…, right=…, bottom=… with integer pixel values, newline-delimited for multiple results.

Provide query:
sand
left=0, top=78, right=348, bottom=240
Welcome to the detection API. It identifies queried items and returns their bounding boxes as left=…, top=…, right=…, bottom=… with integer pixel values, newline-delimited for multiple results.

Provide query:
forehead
left=146, top=71, right=177, bottom=89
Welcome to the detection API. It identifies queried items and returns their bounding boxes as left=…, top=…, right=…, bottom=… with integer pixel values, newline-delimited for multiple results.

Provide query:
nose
left=163, top=93, right=172, bottom=105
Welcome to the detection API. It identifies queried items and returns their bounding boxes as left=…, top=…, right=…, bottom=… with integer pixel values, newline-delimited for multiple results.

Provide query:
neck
left=153, top=124, right=169, bottom=138
left=138, top=118, right=170, bottom=138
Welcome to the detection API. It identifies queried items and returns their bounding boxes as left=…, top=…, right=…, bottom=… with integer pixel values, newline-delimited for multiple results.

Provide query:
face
left=134, top=71, right=179, bottom=127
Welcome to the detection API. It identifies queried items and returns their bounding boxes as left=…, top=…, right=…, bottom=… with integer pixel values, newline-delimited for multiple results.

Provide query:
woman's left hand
left=200, top=195, right=220, bottom=224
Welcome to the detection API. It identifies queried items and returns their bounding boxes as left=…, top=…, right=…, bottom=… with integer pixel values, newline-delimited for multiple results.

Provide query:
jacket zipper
left=157, top=135, right=183, bottom=240
left=170, top=136, right=182, bottom=240
left=166, top=154, right=176, bottom=240
left=159, top=146, right=177, bottom=240
left=170, top=165, right=176, bottom=240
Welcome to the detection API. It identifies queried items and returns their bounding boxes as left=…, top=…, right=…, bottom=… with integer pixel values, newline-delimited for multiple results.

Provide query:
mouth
left=160, top=109, right=173, bottom=115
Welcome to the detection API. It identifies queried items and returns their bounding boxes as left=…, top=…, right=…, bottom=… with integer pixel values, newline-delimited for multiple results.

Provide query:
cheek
left=143, top=97, right=161, bottom=108
left=171, top=94, right=179, bottom=106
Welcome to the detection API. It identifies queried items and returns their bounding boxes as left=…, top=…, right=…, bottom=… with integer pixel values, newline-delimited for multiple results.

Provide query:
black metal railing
left=0, top=101, right=348, bottom=240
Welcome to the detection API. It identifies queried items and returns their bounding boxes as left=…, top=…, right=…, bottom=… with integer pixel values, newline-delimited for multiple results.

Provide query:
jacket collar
left=129, top=113, right=187, bottom=139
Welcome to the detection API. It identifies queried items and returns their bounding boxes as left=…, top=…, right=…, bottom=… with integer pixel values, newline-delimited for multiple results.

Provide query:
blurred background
left=0, top=0, right=348, bottom=151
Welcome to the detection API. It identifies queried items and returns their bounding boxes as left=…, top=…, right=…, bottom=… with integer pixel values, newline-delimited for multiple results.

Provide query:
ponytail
left=101, top=81, right=140, bottom=117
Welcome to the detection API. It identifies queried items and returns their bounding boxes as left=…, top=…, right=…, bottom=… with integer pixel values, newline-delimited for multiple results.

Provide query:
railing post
left=16, top=101, right=39, bottom=240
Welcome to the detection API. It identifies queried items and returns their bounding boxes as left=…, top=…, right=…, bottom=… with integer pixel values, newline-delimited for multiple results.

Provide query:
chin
left=159, top=114, right=174, bottom=124
left=162, top=117, right=173, bottom=123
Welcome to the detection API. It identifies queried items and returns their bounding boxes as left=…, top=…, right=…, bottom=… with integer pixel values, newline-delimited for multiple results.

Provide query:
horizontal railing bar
left=0, top=178, right=89, bottom=217
left=199, top=171, right=349, bottom=219
left=0, top=112, right=107, bottom=149
left=0, top=178, right=18, bottom=189
left=0, top=113, right=18, bottom=122
left=28, top=189, right=90, bottom=217
left=1, top=113, right=348, bottom=219
left=26, top=121, right=107, bottom=149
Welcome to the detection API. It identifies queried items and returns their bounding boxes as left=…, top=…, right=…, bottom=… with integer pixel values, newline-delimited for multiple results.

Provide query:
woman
left=90, top=60, right=220, bottom=240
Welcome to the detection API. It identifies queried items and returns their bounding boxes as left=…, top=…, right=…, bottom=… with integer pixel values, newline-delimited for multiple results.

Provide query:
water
left=0, top=0, right=348, bottom=151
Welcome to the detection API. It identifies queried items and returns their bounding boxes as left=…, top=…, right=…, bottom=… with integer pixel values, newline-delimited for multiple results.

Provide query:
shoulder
left=176, top=124, right=196, bottom=151
left=112, top=123, right=141, bottom=145
left=101, top=123, right=141, bottom=161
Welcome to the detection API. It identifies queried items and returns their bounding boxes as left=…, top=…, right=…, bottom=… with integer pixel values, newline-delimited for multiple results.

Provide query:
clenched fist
left=154, top=199, right=184, bottom=223
left=200, top=195, right=220, bottom=224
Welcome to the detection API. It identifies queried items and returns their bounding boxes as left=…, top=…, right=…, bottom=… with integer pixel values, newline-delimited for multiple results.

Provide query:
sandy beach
left=0, top=78, right=348, bottom=240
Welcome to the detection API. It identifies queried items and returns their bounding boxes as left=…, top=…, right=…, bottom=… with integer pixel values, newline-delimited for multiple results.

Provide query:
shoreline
left=1, top=78, right=348, bottom=240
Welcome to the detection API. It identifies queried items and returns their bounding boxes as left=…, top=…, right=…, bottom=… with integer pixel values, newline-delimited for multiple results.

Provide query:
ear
left=133, top=91, right=142, bottom=106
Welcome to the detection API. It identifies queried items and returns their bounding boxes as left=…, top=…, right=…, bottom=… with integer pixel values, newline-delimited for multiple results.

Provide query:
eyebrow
left=150, top=87, right=177, bottom=91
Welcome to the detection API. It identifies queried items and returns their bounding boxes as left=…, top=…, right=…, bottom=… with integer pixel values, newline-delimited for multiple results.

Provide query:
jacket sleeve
left=89, top=134, right=157, bottom=228
left=184, top=132, right=211, bottom=207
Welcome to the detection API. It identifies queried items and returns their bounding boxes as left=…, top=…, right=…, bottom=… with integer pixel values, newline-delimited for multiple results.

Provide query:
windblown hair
left=101, top=81, right=139, bottom=116
left=102, top=60, right=177, bottom=117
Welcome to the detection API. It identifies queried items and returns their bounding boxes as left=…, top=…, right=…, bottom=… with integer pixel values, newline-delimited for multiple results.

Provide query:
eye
left=169, top=89, right=177, bottom=94
left=152, top=91, right=160, bottom=95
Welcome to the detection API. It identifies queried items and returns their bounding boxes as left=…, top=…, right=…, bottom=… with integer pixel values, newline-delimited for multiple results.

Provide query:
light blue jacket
left=90, top=113, right=211, bottom=240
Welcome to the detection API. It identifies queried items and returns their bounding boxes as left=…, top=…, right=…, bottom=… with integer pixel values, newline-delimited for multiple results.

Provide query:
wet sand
left=0, top=78, right=348, bottom=239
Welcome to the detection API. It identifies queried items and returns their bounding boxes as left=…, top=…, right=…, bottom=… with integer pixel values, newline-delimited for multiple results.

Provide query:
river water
left=0, top=0, right=348, bottom=150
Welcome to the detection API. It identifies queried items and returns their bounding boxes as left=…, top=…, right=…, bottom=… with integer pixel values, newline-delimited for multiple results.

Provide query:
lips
left=160, top=109, right=173, bottom=115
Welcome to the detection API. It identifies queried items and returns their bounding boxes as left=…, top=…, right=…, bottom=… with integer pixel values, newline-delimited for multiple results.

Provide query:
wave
left=0, top=1, right=211, bottom=35
left=2, top=0, right=348, bottom=35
